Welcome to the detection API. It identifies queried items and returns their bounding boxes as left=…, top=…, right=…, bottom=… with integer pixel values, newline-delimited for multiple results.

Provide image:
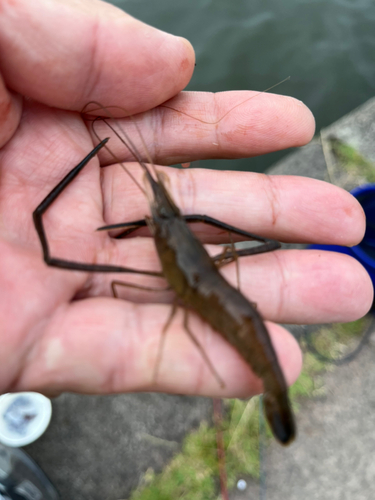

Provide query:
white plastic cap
left=0, top=393, right=52, bottom=447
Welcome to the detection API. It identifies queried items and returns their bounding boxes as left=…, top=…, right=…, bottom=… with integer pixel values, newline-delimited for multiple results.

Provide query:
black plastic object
left=0, top=444, right=59, bottom=500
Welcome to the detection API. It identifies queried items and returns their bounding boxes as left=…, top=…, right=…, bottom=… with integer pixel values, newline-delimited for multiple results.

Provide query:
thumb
left=0, top=0, right=195, bottom=142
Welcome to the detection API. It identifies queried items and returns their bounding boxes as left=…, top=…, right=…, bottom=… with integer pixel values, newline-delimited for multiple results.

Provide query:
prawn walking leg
left=111, top=280, right=171, bottom=298
left=183, top=310, right=225, bottom=389
left=153, top=300, right=178, bottom=382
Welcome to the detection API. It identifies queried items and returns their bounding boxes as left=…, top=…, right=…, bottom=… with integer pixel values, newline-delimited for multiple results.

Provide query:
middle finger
left=99, top=163, right=365, bottom=246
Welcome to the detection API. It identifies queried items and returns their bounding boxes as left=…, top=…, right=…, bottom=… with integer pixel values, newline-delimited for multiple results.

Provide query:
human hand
left=0, top=0, right=372, bottom=397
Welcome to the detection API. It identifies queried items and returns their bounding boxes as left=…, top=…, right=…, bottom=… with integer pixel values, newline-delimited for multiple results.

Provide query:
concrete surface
left=24, top=96, right=375, bottom=500
left=25, top=394, right=212, bottom=499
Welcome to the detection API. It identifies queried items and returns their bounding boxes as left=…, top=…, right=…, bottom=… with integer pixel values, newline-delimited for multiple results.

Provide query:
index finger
left=91, top=90, right=315, bottom=165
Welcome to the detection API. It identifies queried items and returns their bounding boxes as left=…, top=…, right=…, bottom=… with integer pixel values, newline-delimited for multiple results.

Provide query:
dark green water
left=110, top=0, right=375, bottom=172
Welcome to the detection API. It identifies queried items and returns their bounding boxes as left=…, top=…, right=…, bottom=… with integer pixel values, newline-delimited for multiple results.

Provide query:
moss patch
left=331, top=138, right=375, bottom=183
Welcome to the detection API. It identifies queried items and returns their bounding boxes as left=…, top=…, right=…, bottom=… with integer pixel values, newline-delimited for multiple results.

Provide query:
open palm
left=0, top=0, right=372, bottom=397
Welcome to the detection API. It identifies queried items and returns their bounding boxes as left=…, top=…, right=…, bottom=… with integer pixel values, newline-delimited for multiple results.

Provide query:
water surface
left=110, top=0, right=375, bottom=172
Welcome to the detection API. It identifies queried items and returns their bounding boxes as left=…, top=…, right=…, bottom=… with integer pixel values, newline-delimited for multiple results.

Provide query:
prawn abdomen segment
left=198, top=285, right=296, bottom=445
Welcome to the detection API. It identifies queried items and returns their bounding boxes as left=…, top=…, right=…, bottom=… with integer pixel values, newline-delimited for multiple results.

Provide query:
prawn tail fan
left=263, top=391, right=296, bottom=445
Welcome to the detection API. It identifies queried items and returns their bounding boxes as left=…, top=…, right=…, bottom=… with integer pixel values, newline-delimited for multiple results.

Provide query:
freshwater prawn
left=33, top=92, right=296, bottom=445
